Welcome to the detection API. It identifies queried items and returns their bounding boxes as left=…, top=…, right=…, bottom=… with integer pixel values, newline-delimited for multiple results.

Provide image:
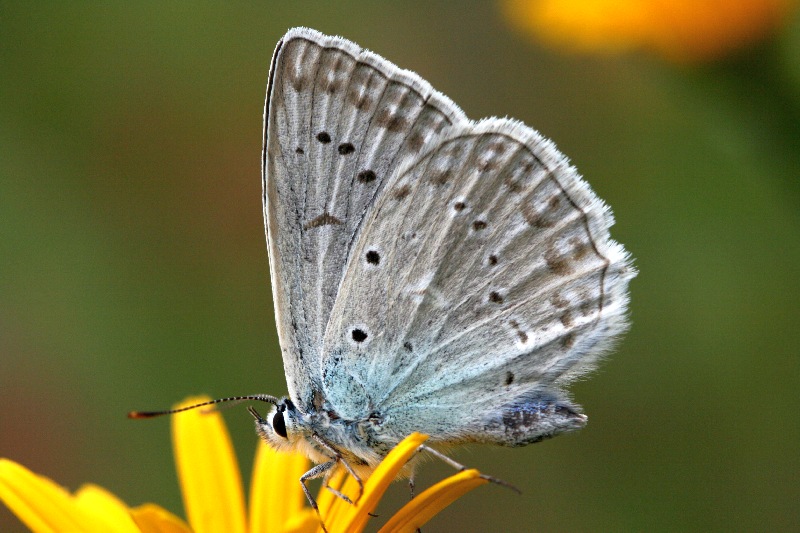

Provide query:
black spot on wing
left=338, top=142, right=355, bottom=155
left=357, top=169, right=376, bottom=183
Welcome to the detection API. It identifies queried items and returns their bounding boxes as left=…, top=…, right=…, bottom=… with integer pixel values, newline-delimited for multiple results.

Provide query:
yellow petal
left=320, top=470, right=359, bottom=530
left=336, top=433, right=429, bottom=533
left=0, top=458, right=96, bottom=532
left=377, top=469, right=489, bottom=533
left=249, top=439, right=310, bottom=533
left=282, top=510, right=320, bottom=533
left=172, top=395, right=247, bottom=533
left=74, top=484, right=139, bottom=532
left=130, top=503, right=193, bottom=533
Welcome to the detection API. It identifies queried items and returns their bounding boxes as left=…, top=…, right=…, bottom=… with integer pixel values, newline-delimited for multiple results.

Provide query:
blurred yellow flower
left=0, top=396, right=488, bottom=533
left=502, top=0, right=798, bottom=62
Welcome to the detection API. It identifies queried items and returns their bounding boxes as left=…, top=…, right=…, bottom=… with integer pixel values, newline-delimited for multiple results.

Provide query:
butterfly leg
left=311, top=433, right=365, bottom=504
left=418, top=444, right=521, bottom=494
left=323, top=483, right=353, bottom=504
left=300, top=461, right=336, bottom=533
left=408, top=476, right=422, bottom=533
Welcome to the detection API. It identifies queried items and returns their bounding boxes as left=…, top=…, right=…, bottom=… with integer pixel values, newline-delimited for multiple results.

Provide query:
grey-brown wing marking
left=320, top=119, right=634, bottom=444
left=264, top=28, right=467, bottom=412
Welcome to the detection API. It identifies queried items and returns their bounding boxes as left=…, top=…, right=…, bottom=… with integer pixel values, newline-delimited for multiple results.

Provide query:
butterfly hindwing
left=321, top=119, right=634, bottom=444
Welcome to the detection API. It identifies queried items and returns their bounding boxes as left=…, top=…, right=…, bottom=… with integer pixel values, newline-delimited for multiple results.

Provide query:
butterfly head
left=249, top=397, right=307, bottom=452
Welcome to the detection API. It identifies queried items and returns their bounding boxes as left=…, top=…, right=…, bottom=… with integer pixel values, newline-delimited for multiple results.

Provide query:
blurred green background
left=2, top=2, right=799, bottom=532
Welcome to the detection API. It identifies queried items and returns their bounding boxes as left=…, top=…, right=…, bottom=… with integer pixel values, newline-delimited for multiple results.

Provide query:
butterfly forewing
left=264, top=28, right=466, bottom=412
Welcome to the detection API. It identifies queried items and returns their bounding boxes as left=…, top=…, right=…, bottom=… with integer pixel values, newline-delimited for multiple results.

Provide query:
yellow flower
left=0, top=396, right=488, bottom=532
left=501, top=0, right=799, bottom=62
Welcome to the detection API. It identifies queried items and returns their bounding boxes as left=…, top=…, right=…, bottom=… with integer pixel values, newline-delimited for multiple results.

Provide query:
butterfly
left=256, top=23, right=634, bottom=500
left=133, top=26, right=635, bottom=525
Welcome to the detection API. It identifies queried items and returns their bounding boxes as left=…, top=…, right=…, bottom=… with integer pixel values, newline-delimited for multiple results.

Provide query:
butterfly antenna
left=128, top=394, right=280, bottom=419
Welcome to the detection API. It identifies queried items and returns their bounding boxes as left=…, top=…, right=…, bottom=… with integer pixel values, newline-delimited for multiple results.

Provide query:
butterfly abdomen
left=484, top=392, right=587, bottom=447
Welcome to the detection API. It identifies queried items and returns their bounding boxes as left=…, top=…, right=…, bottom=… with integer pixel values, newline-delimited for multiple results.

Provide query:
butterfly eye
left=272, top=410, right=288, bottom=439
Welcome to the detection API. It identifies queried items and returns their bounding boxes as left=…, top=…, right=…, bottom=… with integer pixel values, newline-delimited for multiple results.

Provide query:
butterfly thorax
left=255, top=396, right=391, bottom=476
